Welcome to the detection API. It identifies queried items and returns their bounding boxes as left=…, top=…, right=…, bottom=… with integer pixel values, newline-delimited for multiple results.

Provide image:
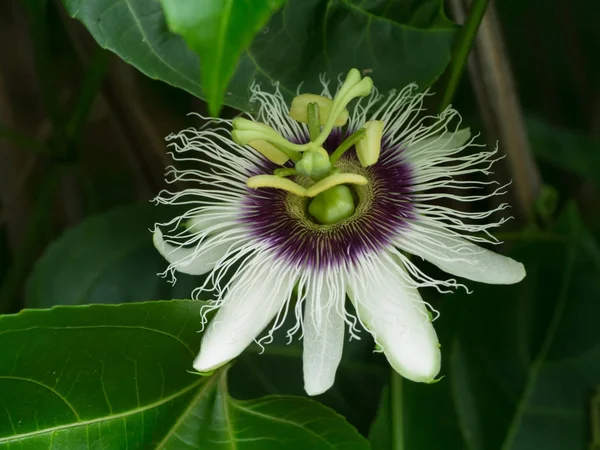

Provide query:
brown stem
left=448, top=0, right=542, bottom=219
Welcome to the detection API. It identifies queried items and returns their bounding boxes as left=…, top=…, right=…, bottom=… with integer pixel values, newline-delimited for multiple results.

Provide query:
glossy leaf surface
left=62, top=0, right=455, bottom=113
left=0, top=301, right=369, bottom=449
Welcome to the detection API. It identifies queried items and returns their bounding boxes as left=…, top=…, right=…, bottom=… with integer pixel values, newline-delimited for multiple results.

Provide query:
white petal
left=186, top=213, right=231, bottom=232
left=347, top=257, right=440, bottom=382
left=397, top=225, right=526, bottom=284
left=193, top=257, right=297, bottom=372
left=407, top=128, right=471, bottom=156
left=302, top=275, right=345, bottom=396
left=152, top=228, right=232, bottom=276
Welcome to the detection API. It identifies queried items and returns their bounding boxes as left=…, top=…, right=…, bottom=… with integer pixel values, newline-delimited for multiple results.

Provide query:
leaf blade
left=25, top=205, right=197, bottom=308
left=0, top=301, right=370, bottom=448
left=160, top=0, right=284, bottom=116
left=62, top=0, right=456, bottom=113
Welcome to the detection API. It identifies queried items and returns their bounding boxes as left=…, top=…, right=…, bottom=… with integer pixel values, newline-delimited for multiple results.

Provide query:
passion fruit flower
left=152, top=69, right=525, bottom=396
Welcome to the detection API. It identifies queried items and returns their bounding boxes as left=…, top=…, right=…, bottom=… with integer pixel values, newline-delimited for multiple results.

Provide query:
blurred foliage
left=451, top=204, right=600, bottom=450
left=24, top=205, right=198, bottom=308
left=0, top=0, right=599, bottom=448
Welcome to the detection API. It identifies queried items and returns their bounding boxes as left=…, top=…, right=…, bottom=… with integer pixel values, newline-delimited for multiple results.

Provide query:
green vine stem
left=439, top=0, right=490, bottom=112
left=390, top=371, right=404, bottom=450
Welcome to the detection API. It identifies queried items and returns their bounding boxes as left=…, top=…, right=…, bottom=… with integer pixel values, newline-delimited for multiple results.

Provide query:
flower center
left=288, top=157, right=372, bottom=226
left=233, top=68, right=386, bottom=225
left=240, top=144, right=415, bottom=270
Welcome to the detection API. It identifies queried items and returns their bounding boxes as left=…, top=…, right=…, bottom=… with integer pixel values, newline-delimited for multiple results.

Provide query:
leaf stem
left=438, top=0, right=490, bottom=112
left=390, top=371, right=404, bottom=450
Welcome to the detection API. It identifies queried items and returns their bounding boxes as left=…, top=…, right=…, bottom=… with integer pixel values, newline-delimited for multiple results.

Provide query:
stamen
left=232, top=117, right=309, bottom=153
left=249, top=140, right=290, bottom=165
left=355, top=120, right=384, bottom=167
left=274, top=168, right=298, bottom=178
left=247, top=174, right=307, bottom=196
left=305, top=173, right=368, bottom=198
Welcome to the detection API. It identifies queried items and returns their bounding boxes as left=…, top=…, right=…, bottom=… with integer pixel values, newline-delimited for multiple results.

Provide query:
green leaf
left=25, top=205, right=197, bottom=308
left=356, top=0, right=454, bottom=28
left=0, top=301, right=369, bottom=448
left=61, top=0, right=456, bottom=113
left=451, top=204, right=600, bottom=449
left=159, top=0, right=284, bottom=116
left=230, top=335, right=387, bottom=435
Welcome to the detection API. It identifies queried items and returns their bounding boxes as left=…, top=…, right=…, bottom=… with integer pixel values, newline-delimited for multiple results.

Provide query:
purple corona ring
left=241, top=134, right=415, bottom=269
left=153, top=69, right=526, bottom=396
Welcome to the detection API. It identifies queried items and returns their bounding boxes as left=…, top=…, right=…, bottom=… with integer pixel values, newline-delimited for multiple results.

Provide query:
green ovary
left=308, top=185, right=355, bottom=225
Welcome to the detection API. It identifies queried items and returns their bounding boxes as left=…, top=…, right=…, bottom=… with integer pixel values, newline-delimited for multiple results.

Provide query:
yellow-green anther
left=232, top=117, right=310, bottom=153
left=307, top=102, right=321, bottom=141
left=274, top=168, right=297, bottom=177
left=305, top=173, right=368, bottom=198
left=289, top=94, right=349, bottom=127
left=249, top=140, right=289, bottom=165
left=296, top=147, right=332, bottom=179
left=232, top=129, right=256, bottom=146
left=247, top=174, right=307, bottom=197
left=308, top=185, right=355, bottom=225
left=233, top=117, right=265, bottom=130
left=329, top=128, right=366, bottom=165
left=355, top=120, right=384, bottom=167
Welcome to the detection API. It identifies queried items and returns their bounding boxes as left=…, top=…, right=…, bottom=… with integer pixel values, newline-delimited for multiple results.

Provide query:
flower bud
left=289, top=94, right=349, bottom=127
left=355, top=120, right=384, bottom=167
